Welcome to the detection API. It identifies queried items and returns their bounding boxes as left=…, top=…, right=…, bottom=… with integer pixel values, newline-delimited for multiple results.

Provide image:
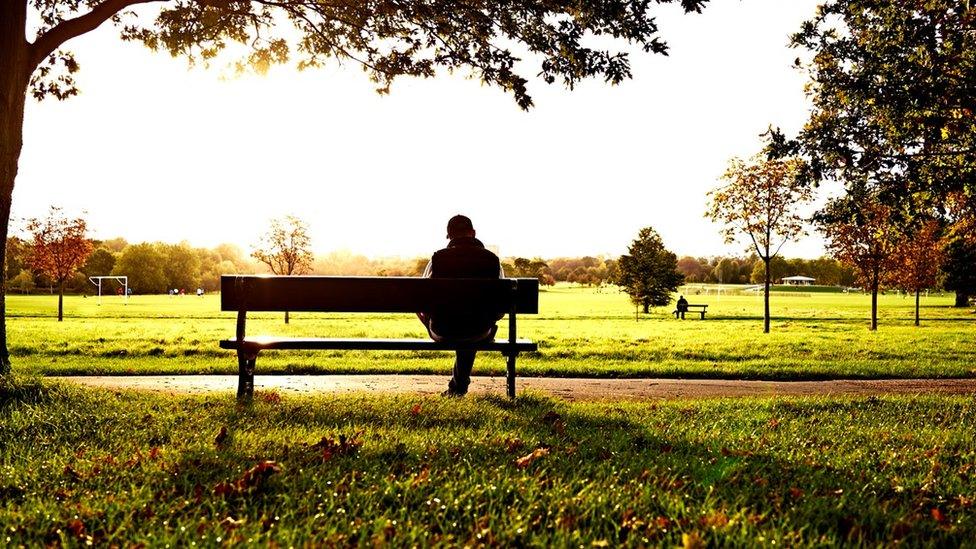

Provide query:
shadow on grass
left=1, top=384, right=970, bottom=545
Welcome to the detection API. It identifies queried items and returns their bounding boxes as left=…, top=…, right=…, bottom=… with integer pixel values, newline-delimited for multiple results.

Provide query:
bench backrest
left=220, top=275, right=539, bottom=314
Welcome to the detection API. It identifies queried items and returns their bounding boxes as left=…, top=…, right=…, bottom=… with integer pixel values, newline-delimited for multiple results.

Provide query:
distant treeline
left=5, top=235, right=859, bottom=294
left=677, top=256, right=858, bottom=287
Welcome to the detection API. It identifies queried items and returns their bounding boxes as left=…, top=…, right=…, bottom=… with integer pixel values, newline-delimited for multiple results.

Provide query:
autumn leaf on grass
left=700, top=511, right=729, bottom=529
left=220, top=517, right=246, bottom=531
left=409, top=404, right=422, bottom=417
left=504, top=438, right=525, bottom=454
left=214, top=426, right=229, bottom=448
left=256, top=390, right=282, bottom=405
left=148, top=447, right=162, bottom=461
left=213, top=460, right=282, bottom=497
left=541, top=411, right=566, bottom=435
left=620, top=509, right=644, bottom=532
left=682, top=532, right=706, bottom=549
left=312, top=432, right=363, bottom=462
left=931, top=507, right=949, bottom=525
left=65, top=519, right=86, bottom=538
left=63, top=464, right=84, bottom=481
left=411, top=467, right=430, bottom=487
left=515, top=448, right=550, bottom=469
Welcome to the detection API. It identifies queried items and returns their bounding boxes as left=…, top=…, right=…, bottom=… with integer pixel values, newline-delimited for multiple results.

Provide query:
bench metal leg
left=506, top=353, right=517, bottom=399
left=237, top=352, right=257, bottom=400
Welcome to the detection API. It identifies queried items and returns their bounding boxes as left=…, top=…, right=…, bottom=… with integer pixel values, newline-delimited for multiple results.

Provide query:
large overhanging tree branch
left=0, top=0, right=710, bottom=374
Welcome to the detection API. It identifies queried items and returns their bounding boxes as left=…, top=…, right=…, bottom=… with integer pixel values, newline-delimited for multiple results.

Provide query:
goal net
left=88, top=276, right=128, bottom=305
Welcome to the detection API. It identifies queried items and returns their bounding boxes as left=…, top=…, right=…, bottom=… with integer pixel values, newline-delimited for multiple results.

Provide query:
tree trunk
left=955, top=292, right=970, bottom=308
left=915, top=289, right=920, bottom=327
left=285, top=310, right=289, bottom=324
left=58, top=283, right=64, bottom=322
left=763, top=257, right=771, bottom=334
left=0, top=3, right=30, bottom=374
left=870, top=286, right=878, bottom=331
left=642, top=302, right=649, bottom=315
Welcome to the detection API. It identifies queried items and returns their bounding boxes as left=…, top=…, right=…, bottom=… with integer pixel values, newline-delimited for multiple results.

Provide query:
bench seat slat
left=220, top=337, right=538, bottom=352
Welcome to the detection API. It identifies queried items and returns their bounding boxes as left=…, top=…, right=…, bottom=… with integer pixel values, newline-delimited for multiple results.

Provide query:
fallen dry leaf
left=312, top=433, right=363, bottom=462
left=515, top=447, right=550, bottom=469
left=213, top=460, right=282, bottom=497
left=214, top=426, right=229, bottom=447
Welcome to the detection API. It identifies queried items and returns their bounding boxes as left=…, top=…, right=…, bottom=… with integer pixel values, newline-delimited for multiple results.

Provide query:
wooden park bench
left=219, top=275, right=539, bottom=400
left=673, top=304, right=708, bottom=320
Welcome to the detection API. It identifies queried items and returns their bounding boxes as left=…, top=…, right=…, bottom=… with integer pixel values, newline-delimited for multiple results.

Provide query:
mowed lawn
left=6, top=284, right=975, bottom=379
left=1, top=377, right=975, bottom=546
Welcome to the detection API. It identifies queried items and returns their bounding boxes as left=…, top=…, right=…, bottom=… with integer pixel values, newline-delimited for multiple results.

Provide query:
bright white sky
left=13, top=0, right=827, bottom=260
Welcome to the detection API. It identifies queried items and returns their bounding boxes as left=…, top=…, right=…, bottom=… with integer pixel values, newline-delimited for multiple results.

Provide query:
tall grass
left=2, top=376, right=974, bottom=546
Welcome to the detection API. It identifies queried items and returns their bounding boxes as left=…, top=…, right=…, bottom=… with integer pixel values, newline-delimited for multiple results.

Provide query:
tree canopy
left=790, top=1, right=976, bottom=212
left=817, top=192, right=900, bottom=331
left=706, top=150, right=812, bottom=332
left=616, top=227, right=684, bottom=315
left=25, top=206, right=94, bottom=322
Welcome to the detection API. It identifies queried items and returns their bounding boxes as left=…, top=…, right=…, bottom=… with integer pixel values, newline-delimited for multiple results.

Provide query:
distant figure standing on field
left=675, top=295, right=689, bottom=319
left=418, top=215, right=504, bottom=397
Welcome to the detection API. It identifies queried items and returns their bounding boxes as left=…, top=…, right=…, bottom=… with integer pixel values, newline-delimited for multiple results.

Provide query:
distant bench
left=219, top=275, right=539, bottom=400
left=673, top=304, right=708, bottom=320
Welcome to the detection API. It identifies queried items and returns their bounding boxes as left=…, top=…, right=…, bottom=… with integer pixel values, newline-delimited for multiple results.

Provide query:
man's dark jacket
left=427, top=236, right=502, bottom=339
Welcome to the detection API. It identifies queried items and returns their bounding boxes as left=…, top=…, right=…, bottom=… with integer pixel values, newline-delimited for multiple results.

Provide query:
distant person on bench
left=676, top=295, right=689, bottom=319
left=418, top=215, right=505, bottom=397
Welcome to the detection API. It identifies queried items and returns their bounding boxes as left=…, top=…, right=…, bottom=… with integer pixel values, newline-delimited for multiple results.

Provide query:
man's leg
left=448, top=349, right=476, bottom=395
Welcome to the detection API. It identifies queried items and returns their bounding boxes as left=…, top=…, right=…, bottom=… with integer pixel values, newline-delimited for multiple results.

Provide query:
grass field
left=2, top=376, right=975, bottom=546
left=6, top=284, right=975, bottom=379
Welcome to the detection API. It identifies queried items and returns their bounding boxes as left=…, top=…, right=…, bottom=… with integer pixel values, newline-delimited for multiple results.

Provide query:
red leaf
left=66, top=519, right=86, bottom=538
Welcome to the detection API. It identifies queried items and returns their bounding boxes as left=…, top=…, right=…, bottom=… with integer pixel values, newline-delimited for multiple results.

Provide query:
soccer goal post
left=88, top=276, right=128, bottom=305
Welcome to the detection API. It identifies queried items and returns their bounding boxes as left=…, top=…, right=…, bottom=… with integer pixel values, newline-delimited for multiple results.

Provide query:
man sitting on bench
left=418, top=215, right=505, bottom=397
left=675, top=295, right=689, bottom=319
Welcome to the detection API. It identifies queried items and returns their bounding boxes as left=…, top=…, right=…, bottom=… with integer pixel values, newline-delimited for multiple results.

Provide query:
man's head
left=446, top=215, right=476, bottom=239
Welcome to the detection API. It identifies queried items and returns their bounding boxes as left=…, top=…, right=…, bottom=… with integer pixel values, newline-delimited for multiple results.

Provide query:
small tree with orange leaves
left=889, top=220, right=944, bottom=326
left=26, top=207, right=94, bottom=322
left=706, top=153, right=812, bottom=333
left=817, top=194, right=900, bottom=331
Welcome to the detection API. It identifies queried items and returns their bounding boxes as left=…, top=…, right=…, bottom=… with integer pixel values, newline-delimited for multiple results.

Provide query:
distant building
left=781, top=275, right=816, bottom=286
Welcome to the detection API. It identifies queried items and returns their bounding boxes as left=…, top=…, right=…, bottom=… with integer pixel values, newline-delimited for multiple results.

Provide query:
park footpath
left=52, top=375, right=976, bottom=401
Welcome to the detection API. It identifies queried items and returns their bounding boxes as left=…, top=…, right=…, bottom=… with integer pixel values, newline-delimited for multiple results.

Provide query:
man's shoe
left=441, top=389, right=466, bottom=398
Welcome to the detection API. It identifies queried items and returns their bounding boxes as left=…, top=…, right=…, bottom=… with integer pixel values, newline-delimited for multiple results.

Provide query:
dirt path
left=50, top=375, right=976, bottom=401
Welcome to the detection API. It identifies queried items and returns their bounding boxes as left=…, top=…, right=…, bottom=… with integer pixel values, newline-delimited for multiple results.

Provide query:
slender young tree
left=615, top=227, right=684, bottom=316
left=706, top=152, right=812, bottom=333
left=251, top=215, right=313, bottom=324
left=817, top=195, right=900, bottom=331
left=0, top=0, right=709, bottom=375
left=25, top=207, right=94, bottom=322
left=889, top=220, right=944, bottom=326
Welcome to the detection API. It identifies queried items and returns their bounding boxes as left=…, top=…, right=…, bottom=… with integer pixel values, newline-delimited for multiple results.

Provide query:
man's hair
left=447, top=215, right=475, bottom=239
